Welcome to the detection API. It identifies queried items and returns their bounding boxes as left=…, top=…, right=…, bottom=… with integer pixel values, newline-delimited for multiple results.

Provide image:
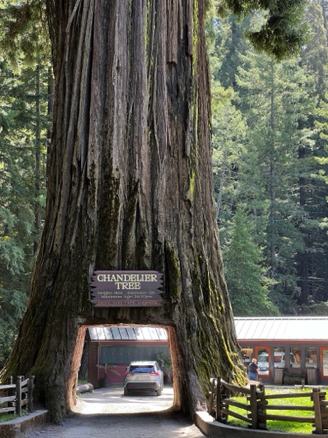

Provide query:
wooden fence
left=208, top=377, right=328, bottom=434
left=0, top=376, right=34, bottom=417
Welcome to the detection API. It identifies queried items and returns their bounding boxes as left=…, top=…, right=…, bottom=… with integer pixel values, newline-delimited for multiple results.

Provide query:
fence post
left=215, top=377, right=222, bottom=422
left=16, top=376, right=23, bottom=416
left=208, top=379, right=214, bottom=416
left=28, top=376, right=35, bottom=413
left=250, top=384, right=258, bottom=429
left=224, top=377, right=230, bottom=423
left=258, top=383, right=267, bottom=429
left=8, top=376, right=13, bottom=409
left=313, top=387, right=323, bottom=434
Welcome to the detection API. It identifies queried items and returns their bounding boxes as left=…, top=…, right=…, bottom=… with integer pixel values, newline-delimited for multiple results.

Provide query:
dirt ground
left=24, top=387, right=207, bottom=438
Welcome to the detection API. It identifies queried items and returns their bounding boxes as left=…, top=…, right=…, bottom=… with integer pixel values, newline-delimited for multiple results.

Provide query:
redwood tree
left=2, top=0, right=243, bottom=423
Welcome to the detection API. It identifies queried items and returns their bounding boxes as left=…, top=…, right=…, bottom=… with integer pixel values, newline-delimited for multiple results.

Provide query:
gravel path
left=25, top=387, right=207, bottom=438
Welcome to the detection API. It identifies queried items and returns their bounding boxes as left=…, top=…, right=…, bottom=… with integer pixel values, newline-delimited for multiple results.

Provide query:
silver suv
left=123, top=361, right=164, bottom=396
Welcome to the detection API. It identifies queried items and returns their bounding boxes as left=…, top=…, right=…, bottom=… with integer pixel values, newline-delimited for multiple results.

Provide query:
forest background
left=1, top=0, right=328, bottom=368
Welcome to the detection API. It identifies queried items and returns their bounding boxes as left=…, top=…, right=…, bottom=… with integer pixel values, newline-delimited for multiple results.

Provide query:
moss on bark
left=1, top=0, right=246, bottom=423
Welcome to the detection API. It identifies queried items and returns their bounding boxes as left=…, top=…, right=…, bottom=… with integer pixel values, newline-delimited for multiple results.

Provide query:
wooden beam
left=258, top=413, right=314, bottom=423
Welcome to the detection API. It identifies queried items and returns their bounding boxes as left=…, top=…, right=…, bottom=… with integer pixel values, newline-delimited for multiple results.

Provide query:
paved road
left=25, top=387, right=207, bottom=438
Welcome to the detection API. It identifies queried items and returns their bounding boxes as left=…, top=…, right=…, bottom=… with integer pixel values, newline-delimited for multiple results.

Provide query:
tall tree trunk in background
left=321, top=0, right=328, bottom=37
left=1, top=0, right=244, bottom=423
left=298, top=145, right=309, bottom=305
left=269, top=62, right=276, bottom=283
left=47, top=67, right=54, bottom=175
left=215, top=152, right=226, bottom=223
left=34, top=64, right=41, bottom=255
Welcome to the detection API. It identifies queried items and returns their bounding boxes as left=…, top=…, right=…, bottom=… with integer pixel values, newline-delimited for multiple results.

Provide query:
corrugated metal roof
left=234, top=317, right=328, bottom=341
left=88, top=326, right=168, bottom=341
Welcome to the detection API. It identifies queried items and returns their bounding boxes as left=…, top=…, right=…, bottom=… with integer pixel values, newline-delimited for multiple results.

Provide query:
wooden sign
left=90, top=270, right=163, bottom=307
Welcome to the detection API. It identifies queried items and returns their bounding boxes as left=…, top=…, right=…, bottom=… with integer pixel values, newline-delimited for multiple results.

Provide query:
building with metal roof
left=88, top=326, right=168, bottom=342
left=235, top=317, right=328, bottom=385
left=235, top=316, right=328, bottom=342
left=86, top=318, right=328, bottom=387
left=86, top=326, right=170, bottom=388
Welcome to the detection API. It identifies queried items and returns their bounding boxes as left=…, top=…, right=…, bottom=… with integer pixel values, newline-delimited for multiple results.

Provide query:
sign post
left=90, top=270, right=163, bottom=307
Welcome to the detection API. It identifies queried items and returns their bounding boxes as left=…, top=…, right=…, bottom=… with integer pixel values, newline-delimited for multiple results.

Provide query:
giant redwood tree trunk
left=1, top=0, right=245, bottom=423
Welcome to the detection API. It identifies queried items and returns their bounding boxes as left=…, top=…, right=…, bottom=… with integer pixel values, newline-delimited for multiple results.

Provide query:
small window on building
left=290, top=347, right=301, bottom=368
left=257, top=348, right=270, bottom=375
left=305, top=347, right=317, bottom=368
left=273, top=347, right=285, bottom=368
left=241, top=348, right=253, bottom=368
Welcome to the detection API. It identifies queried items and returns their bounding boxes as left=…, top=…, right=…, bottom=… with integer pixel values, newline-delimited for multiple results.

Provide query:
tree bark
left=269, top=62, right=276, bottom=281
left=1, top=0, right=245, bottom=423
left=34, top=64, right=41, bottom=255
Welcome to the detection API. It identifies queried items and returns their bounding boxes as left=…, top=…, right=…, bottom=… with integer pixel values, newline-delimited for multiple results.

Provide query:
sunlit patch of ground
left=73, top=386, right=174, bottom=415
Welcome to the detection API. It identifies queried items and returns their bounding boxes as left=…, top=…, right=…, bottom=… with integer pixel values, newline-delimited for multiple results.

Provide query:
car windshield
left=129, top=366, right=154, bottom=373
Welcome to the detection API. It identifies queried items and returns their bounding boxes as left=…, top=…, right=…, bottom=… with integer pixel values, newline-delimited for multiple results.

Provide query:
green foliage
left=217, top=0, right=309, bottom=60
left=229, top=387, right=315, bottom=434
left=0, top=0, right=50, bottom=66
left=206, top=11, right=250, bottom=90
left=208, top=6, right=328, bottom=314
left=156, top=352, right=172, bottom=373
left=299, top=301, right=328, bottom=315
left=300, top=1, right=328, bottom=99
left=235, top=51, right=318, bottom=310
left=242, top=49, right=315, bottom=306
left=283, top=370, right=306, bottom=379
left=0, top=58, right=49, bottom=367
left=0, top=1, right=51, bottom=368
left=223, top=206, right=279, bottom=315
left=0, top=409, right=28, bottom=423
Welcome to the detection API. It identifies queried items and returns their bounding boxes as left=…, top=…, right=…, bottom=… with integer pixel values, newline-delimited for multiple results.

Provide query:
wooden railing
left=208, top=377, right=328, bottom=434
left=0, top=376, right=35, bottom=417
